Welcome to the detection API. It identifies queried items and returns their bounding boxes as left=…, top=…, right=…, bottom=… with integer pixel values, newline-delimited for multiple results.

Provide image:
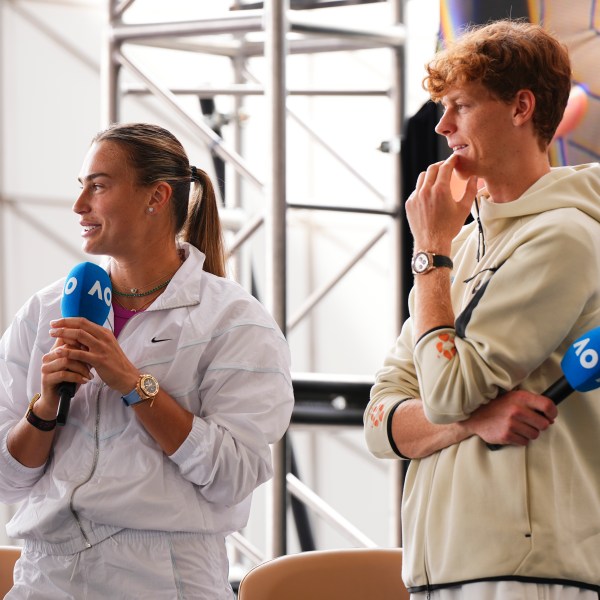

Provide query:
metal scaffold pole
left=264, top=0, right=289, bottom=559
left=102, top=0, right=121, bottom=126
left=389, top=0, right=407, bottom=549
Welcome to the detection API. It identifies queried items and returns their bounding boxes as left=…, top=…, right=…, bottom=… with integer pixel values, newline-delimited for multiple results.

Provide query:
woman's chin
left=81, top=241, right=104, bottom=256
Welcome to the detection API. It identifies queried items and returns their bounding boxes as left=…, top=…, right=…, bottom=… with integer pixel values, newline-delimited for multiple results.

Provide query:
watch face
left=141, top=375, right=159, bottom=396
left=413, top=252, right=430, bottom=274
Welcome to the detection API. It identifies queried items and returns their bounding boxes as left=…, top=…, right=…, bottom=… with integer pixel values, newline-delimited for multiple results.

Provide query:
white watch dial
left=413, top=252, right=430, bottom=273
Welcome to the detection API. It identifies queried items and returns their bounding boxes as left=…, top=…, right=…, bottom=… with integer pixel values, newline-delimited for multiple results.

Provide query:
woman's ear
left=147, top=181, right=173, bottom=214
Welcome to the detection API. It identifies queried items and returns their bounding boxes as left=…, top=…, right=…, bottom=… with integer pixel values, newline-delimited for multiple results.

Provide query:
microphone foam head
left=61, top=262, right=112, bottom=326
left=561, top=326, right=600, bottom=392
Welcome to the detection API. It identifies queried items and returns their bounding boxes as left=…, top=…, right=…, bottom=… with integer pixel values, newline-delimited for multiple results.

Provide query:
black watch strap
left=432, top=254, right=453, bottom=269
left=26, top=394, right=57, bottom=432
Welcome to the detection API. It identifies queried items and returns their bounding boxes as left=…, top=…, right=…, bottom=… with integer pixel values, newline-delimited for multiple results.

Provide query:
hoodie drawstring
left=475, top=197, right=486, bottom=261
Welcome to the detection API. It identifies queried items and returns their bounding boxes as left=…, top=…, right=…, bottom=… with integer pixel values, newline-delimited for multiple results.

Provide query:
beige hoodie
left=365, top=164, right=600, bottom=592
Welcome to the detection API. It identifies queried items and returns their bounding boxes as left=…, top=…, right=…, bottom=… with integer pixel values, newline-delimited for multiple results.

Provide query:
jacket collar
left=106, top=242, right=207, bottom=327
left=145, top=242, right=206, bottom=311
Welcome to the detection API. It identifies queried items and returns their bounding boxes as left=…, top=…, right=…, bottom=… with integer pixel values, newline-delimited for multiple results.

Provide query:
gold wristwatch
left=121, top=374, right=159, bottom=407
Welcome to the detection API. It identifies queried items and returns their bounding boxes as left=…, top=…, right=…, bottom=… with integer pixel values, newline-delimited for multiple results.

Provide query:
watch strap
left=122, top=387, right=146, bottom=407
left=26, top=393, right=57, bottom=431
left=432, top=254, right=453, bottom=270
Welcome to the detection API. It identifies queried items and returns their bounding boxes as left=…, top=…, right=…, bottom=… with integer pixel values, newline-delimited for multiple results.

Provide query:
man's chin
left=450, top=163, right=478, bottom=198
left=452, top=163, right=474, bottom=180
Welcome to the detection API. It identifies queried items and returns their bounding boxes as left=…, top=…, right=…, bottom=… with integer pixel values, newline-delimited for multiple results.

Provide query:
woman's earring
left=147, top=207, right=155, bottom=214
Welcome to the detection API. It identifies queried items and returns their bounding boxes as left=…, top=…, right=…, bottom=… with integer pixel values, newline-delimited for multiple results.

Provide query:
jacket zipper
left=68, top=383, right=103, bottom=549
left=66, top=309, right=140, bottom=546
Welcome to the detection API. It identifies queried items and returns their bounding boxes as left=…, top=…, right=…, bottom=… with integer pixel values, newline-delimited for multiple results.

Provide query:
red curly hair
left=424, top=20, right=571, bottom=150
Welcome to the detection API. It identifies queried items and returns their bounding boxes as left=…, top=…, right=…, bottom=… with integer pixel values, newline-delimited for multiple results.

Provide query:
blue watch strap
left=122, top=388, right=143, bottom=407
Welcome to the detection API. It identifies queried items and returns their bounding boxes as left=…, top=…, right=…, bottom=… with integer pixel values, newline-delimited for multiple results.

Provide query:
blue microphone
left=56, top=262, right=112, bottom=426
left=557, top=326, right=600, bottom=395
left=487, top=326, right=600, bottom=450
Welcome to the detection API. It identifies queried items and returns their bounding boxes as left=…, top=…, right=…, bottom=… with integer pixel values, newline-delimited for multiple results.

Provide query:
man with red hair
left=366, top=20, right=600, bottom=599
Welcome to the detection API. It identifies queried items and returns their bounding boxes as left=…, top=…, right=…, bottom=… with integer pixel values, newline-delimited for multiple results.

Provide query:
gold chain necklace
left=110, top=251, right=185, bottom=298
left=112, top=294, right=158, bottom=313
left=112, top=278, right=172, bottom=298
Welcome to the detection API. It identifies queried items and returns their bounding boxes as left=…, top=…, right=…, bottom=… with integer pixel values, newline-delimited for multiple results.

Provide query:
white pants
left=411, top=581, right=598, bottom=600
left=7, top=529, right=234, bottom=600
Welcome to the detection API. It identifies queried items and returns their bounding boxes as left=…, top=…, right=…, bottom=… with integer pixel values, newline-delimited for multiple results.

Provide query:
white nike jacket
left=0, top=243, right=294, bottom=555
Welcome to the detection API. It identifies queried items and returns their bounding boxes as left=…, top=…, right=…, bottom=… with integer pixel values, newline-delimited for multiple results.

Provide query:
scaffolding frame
left=102, top=0, right=407, bottom=562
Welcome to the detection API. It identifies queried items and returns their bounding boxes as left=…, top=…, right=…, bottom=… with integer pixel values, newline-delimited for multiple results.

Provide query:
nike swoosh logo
left=151, top=337, right=172, bottom=343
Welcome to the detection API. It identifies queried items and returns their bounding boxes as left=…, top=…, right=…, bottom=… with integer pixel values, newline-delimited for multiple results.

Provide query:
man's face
left=436, top=81, right=518, bottom=183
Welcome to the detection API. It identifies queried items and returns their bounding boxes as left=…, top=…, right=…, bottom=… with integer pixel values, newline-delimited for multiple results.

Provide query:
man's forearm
left=412, top=268, right=455, bottom=342
left=390, top=398, right=472, bottom=459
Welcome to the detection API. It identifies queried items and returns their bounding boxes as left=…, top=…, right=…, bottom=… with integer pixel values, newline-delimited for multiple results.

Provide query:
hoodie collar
left=472, top=163, right=600, bottom=241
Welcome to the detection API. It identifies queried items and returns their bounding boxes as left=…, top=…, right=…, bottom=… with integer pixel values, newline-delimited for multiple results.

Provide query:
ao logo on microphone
left=61, top=262, right=112, bottom=325
left=560, top=326, right=600, bottom=392
left=572, top=337, right=599, bottom=370
left=64, top=275, right=112, bottom=307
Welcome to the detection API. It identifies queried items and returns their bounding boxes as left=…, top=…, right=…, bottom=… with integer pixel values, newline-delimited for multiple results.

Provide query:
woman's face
left=73, top=140, right=151, bottom=259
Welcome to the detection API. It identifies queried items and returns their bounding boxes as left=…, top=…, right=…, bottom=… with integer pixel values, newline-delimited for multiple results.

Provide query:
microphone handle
left=542, top=377, right=574, bottom=406
left=56, top=382, right=76, bottom=426
left=487, top=376, right=574, bottom=451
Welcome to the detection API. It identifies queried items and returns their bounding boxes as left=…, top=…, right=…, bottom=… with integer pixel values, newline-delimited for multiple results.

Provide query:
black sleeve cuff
left=415, top=325, right=455, bottom=347
left=387, top=398, right=412, bottom=459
